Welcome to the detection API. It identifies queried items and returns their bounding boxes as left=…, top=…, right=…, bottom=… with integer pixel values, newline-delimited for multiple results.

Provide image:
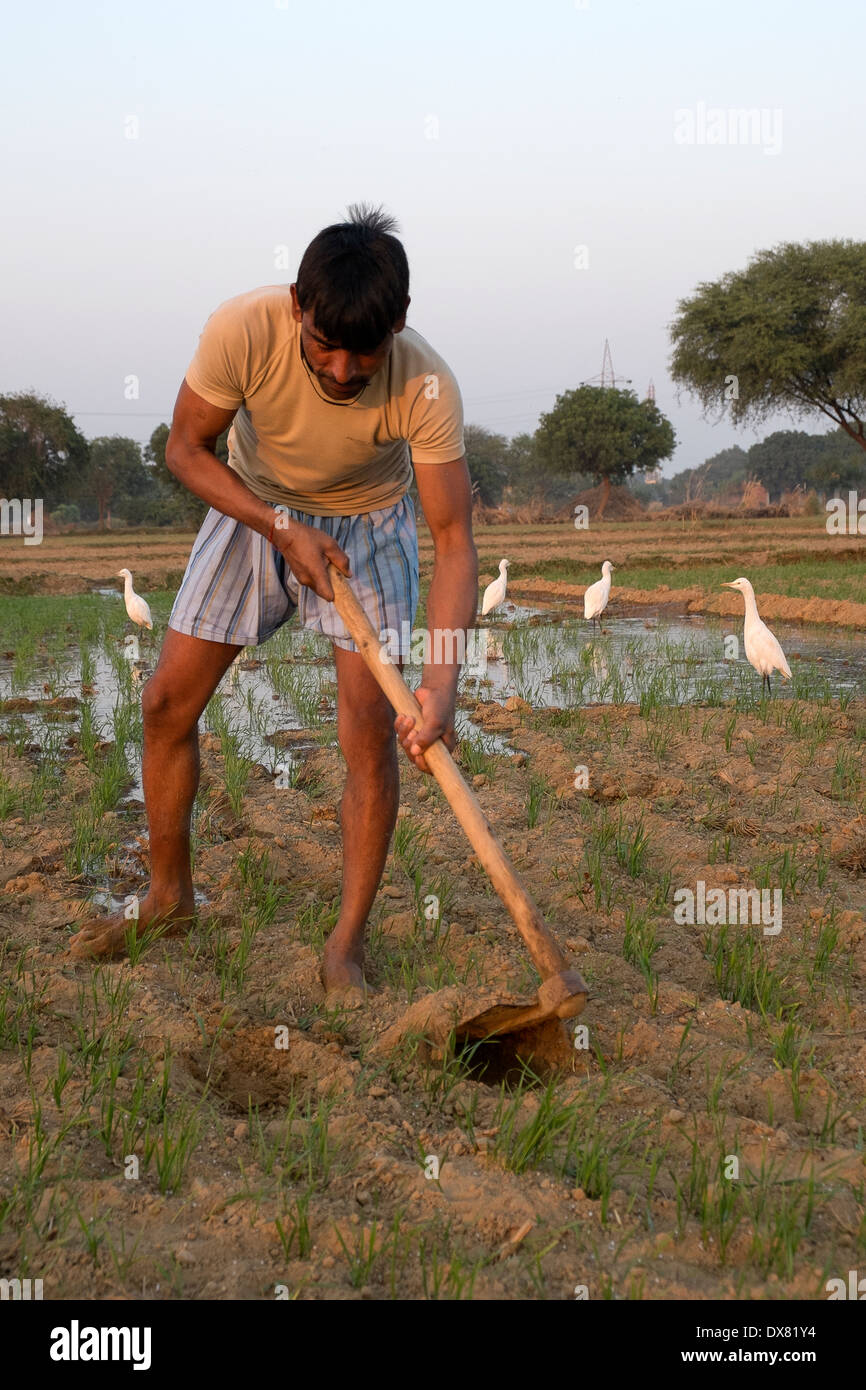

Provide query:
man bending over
left=70, top=203, right=478, bottom=1003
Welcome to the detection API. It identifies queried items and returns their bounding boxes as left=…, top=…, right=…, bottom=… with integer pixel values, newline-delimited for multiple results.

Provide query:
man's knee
left=338, top=704, right=396, bottom=765
left=141, top=676, right=196, bottom=736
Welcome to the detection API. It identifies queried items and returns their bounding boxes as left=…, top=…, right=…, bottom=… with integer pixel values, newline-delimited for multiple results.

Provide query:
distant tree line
left=0, top=393, right=225, bottom=529
left=629, top=428, right=865, bottom=508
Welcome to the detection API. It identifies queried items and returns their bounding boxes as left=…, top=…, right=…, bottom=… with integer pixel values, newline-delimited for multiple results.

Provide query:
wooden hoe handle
left=327, top=563, right=572, bottom=984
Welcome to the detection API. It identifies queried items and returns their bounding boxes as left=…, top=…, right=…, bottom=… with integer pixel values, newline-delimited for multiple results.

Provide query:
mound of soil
left=570, top=482, right=646, bottom=521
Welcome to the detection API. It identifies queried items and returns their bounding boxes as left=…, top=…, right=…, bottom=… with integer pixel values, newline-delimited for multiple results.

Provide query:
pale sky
left=1, top=0, right=862, bottom=476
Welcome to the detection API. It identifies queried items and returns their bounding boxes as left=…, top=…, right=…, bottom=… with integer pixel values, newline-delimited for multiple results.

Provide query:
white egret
left=481, top=558, right=509, bottom=617
left=722, top=577, right=791, bottom=696
left=117, top=570, right=153, bottom=630
left=584, top=560, right=614, bottom=628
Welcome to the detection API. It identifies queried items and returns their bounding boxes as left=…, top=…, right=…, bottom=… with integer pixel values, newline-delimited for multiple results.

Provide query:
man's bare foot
left=321, top=937, right=369, bottom=1009
left=68, top=894, right=195, bottom=960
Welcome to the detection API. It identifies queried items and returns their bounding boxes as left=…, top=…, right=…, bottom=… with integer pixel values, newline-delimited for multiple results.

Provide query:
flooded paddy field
left=0, top=523, right=864, bottom=1300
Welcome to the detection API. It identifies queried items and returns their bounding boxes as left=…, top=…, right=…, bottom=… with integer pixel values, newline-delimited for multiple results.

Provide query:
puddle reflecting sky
left=1, top=608, right=863, bottom=801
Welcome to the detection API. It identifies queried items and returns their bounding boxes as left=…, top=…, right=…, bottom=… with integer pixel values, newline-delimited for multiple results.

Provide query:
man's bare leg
left=69, top=629, right=242, bottom=958
left=321, top=644, right=401, bottom=1002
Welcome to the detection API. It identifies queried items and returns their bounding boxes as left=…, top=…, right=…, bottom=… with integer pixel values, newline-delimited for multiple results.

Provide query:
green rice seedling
left=704, top=923, right=797, bottom=1021
left=723, top=712, right=737, bottom=752
left=650, top=866, right=672, bottom=911
left=69, top=975, right=135, bottom=1102
left=704, top=1056, right=744, bottom=1115
left=97, top=1068, right=127, bottom=1158
left=275, top=1189, right=313, bottom=1260
left=623, top=904, right=660, bottom=1012
left=237, top=844, right=290, bottom=928
left=113, top=1064, right=155, bottom=1164
left=10, top=636, right=37, bottom=695
left=392, top=814, right=428, bottom=879
left=294, top=896, right=339, bottom=948
left=563, top=1102, right=649, bottom=1224
left=386, top=1209, right=414, bottom=1300
left=0, top=766, right=17, bottom=820
left=671, top=1135, right=744, bottom=1261
left=65, top=808, right=114, bottom=880
left=28, top=761, right=65, bottom=818
left=146, top=1104, right=202, bottom=1194
left=457, top=733, right=499, bottom=781
left=90, top=749, right=131, bottom=817
left=211, top=911, right=261, bottom=998
left=10, top=1099, right=64, bottom=1199
left=577, top=847, right=613, bottom=912
left=831, top=748, right=862, bottom=799
left=666, top=1020, right=709, bottom=1094
left=0, top=951, right=48, bottom=1049
left=250, top=1090, right=341, bottom=1193
left=645, top=720, right=675, bottom=765
left=206, top=693, right=253, bottom=815
left=771, top=1021, right=816, bottom=1070
left=491, top=1072, right=579, bottom=1175
left=410, top=869, right=456, bottom=941
left=743, top=1157, right=817, bottom=1279
left=615, top=812, right=650, bottom=878
left=623, top=903, right=656, bottom=971
left=103, top=1225, right=143, bottom=1283
left=50, top=1048, right=74, bottom=1109
left=71, top=1205, right=106, bottom=1263
left=123, top=914, right=178, bottom=967
left=418, top=1227, right=483, bottom=1301
left=334, top=1220, right=383, bottom=1289
left=271, top=662, right=328, bottom=726
left=77, top=698, right=100, bottom=771
left=526, top=774, right=555, bottom=829
left=79, top=642, right=96, bottom=688
left=810, top=916, right=840, bottom=984
left=222, top=738, right=253, bottom=819
left=419, top=1030, right=487, bottom=1105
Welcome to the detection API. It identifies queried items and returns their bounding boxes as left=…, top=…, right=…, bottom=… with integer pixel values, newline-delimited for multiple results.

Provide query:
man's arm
left=394, top=456, right=478, bottom=773
left=165, top=381, right=349, bottom=598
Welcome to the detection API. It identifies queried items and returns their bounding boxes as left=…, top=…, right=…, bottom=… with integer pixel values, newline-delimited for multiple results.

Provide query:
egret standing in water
left=481, top=558, right=509, bottom=616
left=117, top=569, right=153, bottom=630
left=722, top=577, right=791, bottom=696
left=584, top=560, right=614, bottom=629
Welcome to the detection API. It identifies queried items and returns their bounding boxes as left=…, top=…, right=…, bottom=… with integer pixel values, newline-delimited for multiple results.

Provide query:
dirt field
left=2, top=514, right=865, bottom=623
left=0, top=517, right=864, bottom=1300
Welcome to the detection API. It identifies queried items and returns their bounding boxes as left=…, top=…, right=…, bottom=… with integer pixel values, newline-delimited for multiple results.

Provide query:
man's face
left=290, top=282, right=407, bottom=400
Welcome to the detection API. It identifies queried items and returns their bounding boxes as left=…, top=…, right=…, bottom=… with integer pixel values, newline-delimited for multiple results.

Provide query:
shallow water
left=465, top=611, right=866, bottom=710
left=1, top=611, right=862, bottom=805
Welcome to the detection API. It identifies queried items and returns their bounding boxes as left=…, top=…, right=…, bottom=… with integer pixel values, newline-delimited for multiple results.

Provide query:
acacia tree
left=669, top=239, right=866, bottom=454
left=535, top=386, right=675, bottom=517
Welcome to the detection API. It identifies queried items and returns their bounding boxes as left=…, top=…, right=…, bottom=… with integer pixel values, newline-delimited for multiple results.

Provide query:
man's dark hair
left=295, top=203, right=409, bottom=354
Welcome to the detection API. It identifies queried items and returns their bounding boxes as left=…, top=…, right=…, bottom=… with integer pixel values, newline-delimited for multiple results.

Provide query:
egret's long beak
left=721, top=582, right=737, bottom=589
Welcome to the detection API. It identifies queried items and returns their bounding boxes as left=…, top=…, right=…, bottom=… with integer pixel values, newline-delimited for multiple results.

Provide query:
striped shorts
left=167, top=494, right=419, bottom=652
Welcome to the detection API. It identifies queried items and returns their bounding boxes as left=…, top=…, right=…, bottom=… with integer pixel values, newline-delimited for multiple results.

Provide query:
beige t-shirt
left=184, top=284, right=465, bottom=516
